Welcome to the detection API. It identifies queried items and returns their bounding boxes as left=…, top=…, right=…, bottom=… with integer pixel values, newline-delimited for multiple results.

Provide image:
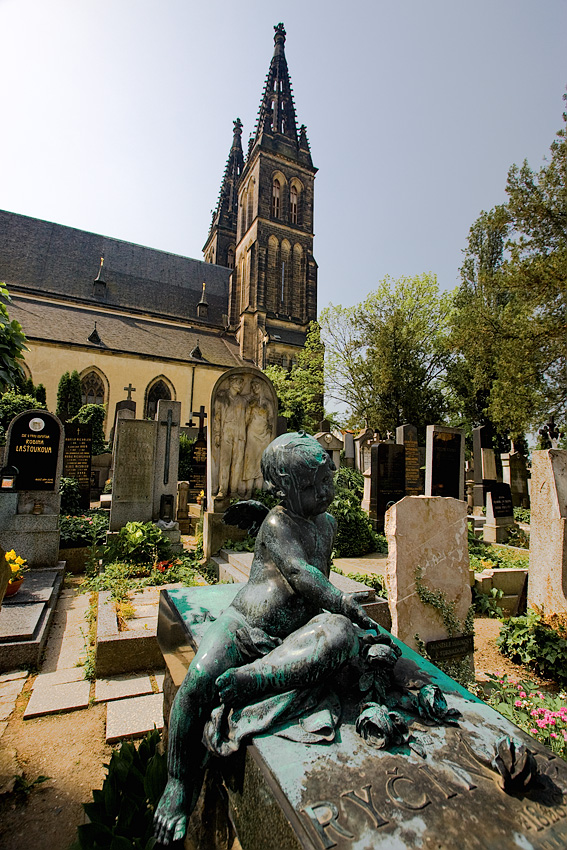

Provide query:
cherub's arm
left=263, top=513, right=375, bottom=630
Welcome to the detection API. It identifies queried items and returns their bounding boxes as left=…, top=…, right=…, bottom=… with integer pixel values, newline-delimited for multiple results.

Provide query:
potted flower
left=4, top=549, right=29, bottom=596
left=196, top=490, right=204, bottom=506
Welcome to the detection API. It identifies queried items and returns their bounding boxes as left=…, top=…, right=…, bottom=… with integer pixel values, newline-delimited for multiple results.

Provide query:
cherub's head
left=261, top=431, right=336, bottom=516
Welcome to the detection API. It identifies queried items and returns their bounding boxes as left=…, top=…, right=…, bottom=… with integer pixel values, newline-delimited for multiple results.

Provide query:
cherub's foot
left=216, top=665, right=264, bottom=706
left=154, top=776, right=188, bottom=845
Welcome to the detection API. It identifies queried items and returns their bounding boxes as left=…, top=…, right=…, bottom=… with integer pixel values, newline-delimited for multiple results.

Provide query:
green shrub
left=333, top=467, right=364, bottom=499
left=178, top=433, right=195, bottom=480
left=331, top=567, right=387, bottom=597
left=329, top=489, right=379, bottom=558
left=513, top=507, right=531, bottom=524
left=59, top=512, right=109, bottom=548
left=70, top=404, right=107, bottom=455
left=103, top=521, right=171, bottom=566
left=497, top=610, right=567, bottom=685
left=472, top=586, right=504, bottom=618
left=74, top=729, right=166, bottom=850
left=0, top=389, right=46, bottom=444
left=59, top=476, right=81, bottom=515
left=84, top=552, right=200, bottom=593
left=484, top=675, right=567, bottom=762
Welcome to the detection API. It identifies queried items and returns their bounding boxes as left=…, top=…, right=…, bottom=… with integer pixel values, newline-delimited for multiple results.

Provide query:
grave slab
left=95, top=674, right=153, bottom=703
left=23, top=679, right=91, bottom=718
left=0, top=669, right=28, bottom=683
left=105, top=692, right=164, bottom=743
left=0, top=603, right=45, bottom=641
left=33, top=667, right=85, bottom=687
left=158, top=585, right=567, bottom=850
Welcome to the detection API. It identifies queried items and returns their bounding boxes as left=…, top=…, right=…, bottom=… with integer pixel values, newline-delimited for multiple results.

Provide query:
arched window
left=81, top=370, right=105, bottom=406
left=272, top=179, right=281, bottom=219
left=290, top=184, right=298, bottom=224
left=247, top=183, right=254, bottom=227
left=145, top=379, right=172, bottom=420
left=227, top=245, right=235, bottom=269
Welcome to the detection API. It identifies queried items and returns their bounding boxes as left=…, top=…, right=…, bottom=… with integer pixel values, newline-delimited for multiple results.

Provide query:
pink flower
left=537, top=720, right=547, bottom=728
left=530, top=728, right=538, bottom=735
left=519, top=691, right=527, bottom=699
left=551, top=733, right=558, bottom=738
left=514, top=700, right=523, bottom=707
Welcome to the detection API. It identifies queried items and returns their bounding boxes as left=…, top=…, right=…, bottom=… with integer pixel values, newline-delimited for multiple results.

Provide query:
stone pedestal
left=156, top=585, right=567, bottom=850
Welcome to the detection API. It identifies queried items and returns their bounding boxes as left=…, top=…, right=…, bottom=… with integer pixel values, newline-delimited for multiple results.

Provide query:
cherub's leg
left=154, top=614, right=245, bottom=845
left=217, top=613, right=360, bottom=706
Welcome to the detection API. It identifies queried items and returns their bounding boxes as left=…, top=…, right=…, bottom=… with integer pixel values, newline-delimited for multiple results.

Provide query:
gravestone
left=425, top=425, right=465, bottom=500
left=396, top=423, right=423, bottom=496
left=354, top=428, right=375, bottom=473
left=177, top=481, right=190, bottom=533
left=110, top=420, right=156, bottom=531
left=153, top=400, right=181, bottom=520
left=204, top=367, right=277, bottom=559
left=158, top=584, right=567, bottom=850
left=385, top=496, right=472, bottom=655
left=472, top=425, right=498, bottom=516
left=343, top=431, right=355, bottom=469
left=528, top=450, right=567, bottom=618
left=63, top=422, right=92, bottom=510
left=0, top=410, right=64, bottom=567
left=502, top=450, right=530, bottom=509
left=368, top=442, right=406, bottom=532
left=483, top=482, right=516, bottom=544
left=314, top=427, right=343, bottom=470
left=188, top=406, right=207, bottom=505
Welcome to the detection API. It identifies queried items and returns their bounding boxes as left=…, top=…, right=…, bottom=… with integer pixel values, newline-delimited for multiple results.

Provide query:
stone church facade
left=0, top=23, right=316, bottom=438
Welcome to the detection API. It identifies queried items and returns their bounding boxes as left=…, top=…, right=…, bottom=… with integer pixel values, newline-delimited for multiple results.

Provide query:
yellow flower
left=10, top=564, right=19, bottom=573
left=5, top=550, right=16, bottom=561
left=15, top=556, right=24, bottom=565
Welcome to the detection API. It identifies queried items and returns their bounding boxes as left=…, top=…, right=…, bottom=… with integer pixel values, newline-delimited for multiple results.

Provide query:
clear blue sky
left=3, top=0, right=566, bottom=310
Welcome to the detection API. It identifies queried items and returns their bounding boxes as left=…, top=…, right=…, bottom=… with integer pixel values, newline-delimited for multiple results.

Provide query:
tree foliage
left=320, top=274, right=452, bottom=436
left=69, top=404, right=107, bottom=455
left=56, top=370, right=83, bottom=422
left=0, top=283, right=27, bottom=389
left=449, top=91, right=567, bottom=437
left=263, top=320, right=324, bottom=433
left=0, top=389, right=47, bottom=445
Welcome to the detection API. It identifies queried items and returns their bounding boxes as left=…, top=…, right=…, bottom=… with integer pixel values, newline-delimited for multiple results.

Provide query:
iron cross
left=193, top=405, right=207, bottom=438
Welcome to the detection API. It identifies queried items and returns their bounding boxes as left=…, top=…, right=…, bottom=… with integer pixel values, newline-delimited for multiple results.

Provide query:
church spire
left=253, top=23, right=298, bottom=147
left=210, top=118, right=244, bottom=233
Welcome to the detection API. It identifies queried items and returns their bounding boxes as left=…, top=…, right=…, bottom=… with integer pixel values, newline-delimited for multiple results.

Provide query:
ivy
left=414, top=565, right=474, bottom=638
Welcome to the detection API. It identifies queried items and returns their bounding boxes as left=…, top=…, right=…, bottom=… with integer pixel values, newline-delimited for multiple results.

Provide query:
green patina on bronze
left=154, top=433, right=538, bottom=846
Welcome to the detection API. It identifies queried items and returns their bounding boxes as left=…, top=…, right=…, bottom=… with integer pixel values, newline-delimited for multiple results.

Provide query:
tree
left=263, top=320, right=324, bottom=433
left=69, top=404, right=107, bottom=455
left=320, top=274, right=452, bottom=437
left=0, top=283, right=27, bottom=389
left=449, top=91, right=567, bottom=438
left=0, top=389, right=46, bottom=444
left=56, top=370, right=83, bottom=422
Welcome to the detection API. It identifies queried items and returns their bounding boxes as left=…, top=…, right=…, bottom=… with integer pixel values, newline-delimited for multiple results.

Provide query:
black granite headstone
left=188, top=437, right=207, bottom=503
left=488, top=482, right=514, bottom=518
left=370, top=443, right=406, bottom=531
left=63, top=422, right=92, bottom=510
left=6, top=411, right=62, bottom=491
left=429, top=431, right=462, bottom=499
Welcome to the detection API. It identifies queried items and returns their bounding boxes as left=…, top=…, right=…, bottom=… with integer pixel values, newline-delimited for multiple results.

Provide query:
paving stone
left=0, top=670, right=28, bottom=683
left=95, top=674, right=153, bottom=703
left=0, top=603, right=46, bottom=640
left=106, top=693, right=164, bottom=743
left=24, top=680, right=91, bottom=718
left=33, top=667, right=85, bottom=687
left=0, top=678, right=26, bottom=699
left=0, top=701, right=16, bottom=721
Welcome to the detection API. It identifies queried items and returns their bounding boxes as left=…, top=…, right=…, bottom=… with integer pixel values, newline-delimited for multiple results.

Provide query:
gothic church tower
left=203, top=23, right=317, bottom=366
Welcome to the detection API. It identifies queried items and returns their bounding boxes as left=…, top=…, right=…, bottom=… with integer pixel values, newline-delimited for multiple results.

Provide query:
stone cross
left=192, top=405, right=207, bottom=438
left=161, top=408, right=179, bottom=485
left=123, top=383, right=136, bottom=401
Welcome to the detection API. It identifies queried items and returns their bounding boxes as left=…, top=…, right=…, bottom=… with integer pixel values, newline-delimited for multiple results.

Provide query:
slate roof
left=9, top=296, right=243, bottom=368
left=0, top=209, right=232, bottom=326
